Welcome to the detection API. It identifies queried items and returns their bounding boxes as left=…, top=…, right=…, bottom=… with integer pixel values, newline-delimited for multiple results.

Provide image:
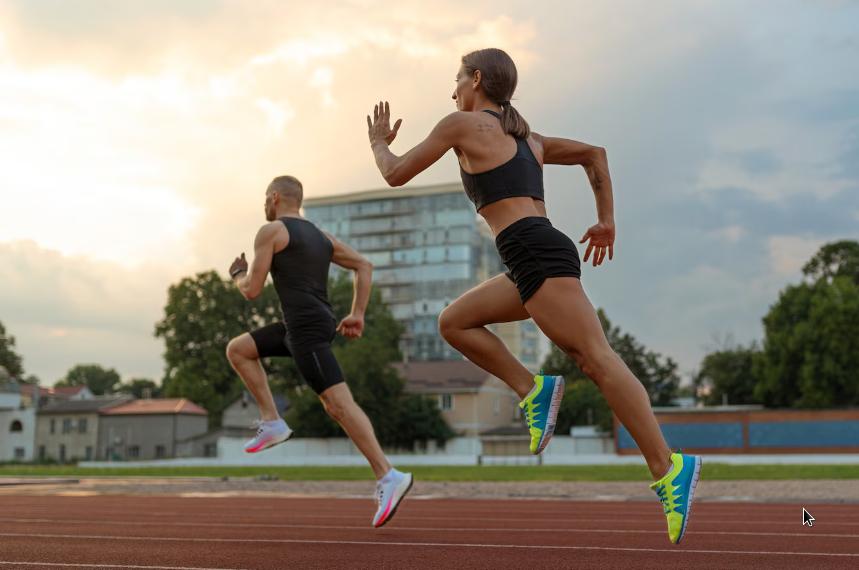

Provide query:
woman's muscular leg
left=524, top=277, right=672, bottom=479
left=438, top=274, right=534, bottom=398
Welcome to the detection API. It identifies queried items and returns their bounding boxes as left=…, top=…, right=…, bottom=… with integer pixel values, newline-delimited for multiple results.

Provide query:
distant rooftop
left=39, top=396, right=132, bottom=415
left=20, top=384, right=88, bottom=399
left=101, top=398, right=207, bottom=416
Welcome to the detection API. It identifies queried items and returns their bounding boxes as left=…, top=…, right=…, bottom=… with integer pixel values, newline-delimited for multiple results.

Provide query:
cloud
left=0, top=241, right=180, bottom=383
left=255, top=97, right=296, bottom=133
left=1, top=0, right=858, bottom=381
left=767, top=235, right=827, bottom=277
left=710, top=225, right=746, bottom=244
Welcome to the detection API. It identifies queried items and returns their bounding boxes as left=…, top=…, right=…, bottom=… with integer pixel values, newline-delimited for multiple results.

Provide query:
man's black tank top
left=270, top=217, right=335, bottom=343
left=458, top=109, right=544, bottom=211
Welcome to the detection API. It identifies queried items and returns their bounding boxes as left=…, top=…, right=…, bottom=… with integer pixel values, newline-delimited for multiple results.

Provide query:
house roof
left=393, top=360, right=492, bottom=394
left=39, top=396, right=132, bottom=415
left=19, top=384, right=50, bottom=398
left=101, top=398, right=207, bottom=416
left=21, top=384, right=88, bottom=399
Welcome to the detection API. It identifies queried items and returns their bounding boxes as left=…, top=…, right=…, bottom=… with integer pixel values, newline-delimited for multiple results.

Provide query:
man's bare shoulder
left=255, top=221, right=287, bottom=243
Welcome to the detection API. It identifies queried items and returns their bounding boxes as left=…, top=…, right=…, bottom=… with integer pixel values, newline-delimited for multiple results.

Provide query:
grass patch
left=1, top=463, right=859, bottom=481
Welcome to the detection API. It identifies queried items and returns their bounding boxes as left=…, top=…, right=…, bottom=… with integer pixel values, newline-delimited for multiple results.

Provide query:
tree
left=391, top=394, right=455, bottom=449
left=0, top=320, right=24, bottom=378
left=56, top=364, right=121, bottom=395
left=796, top=276, right=859, bottom=406
left=753, top=282, right=814, bottom=407
left=802, top=240, right=859, bottom=283
left=693, top=343, right=760, bottom=406
left=754, top=240, right=859, bottom=408
left=542, top=309, right=680, bottom=433
left=556, top=379, right=614, bottom=434
left=118, top=378, right=162, bottom=399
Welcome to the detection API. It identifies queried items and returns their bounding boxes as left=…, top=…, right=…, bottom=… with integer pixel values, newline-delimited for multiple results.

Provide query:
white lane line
left=0, top=562, right=246, bottom=570
left=1, top=518, right=858, bottom=539
left=0, top=532, right=856, bottom=558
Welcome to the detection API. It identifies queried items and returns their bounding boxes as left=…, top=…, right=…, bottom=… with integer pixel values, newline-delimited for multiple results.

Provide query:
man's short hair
left=267, top=175, right=303, bottom=205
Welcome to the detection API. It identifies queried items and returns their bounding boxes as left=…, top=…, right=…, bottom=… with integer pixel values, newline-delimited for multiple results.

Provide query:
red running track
left=0, top=495, right=857, bottom=569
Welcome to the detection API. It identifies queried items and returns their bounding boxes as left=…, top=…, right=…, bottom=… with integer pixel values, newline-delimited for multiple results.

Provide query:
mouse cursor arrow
left=802, top=508, right=815, bottom=527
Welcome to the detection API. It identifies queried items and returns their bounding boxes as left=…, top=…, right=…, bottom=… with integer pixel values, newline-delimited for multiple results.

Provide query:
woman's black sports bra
left=458, top=109, right=544, bottom=211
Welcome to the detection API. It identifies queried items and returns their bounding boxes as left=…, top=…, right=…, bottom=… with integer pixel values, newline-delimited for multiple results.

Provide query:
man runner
left=225, top=175, right=412, bottom=528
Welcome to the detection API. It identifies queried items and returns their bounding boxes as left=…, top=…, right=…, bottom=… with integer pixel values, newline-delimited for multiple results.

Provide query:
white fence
left=79, top=432, right=620, bottom=468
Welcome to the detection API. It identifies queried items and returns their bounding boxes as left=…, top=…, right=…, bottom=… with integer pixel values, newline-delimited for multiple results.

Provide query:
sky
left=1, top=0, right=857, bottom=386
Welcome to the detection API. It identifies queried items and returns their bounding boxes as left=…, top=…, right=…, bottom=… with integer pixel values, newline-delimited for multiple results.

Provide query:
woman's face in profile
left=452, top=64, right=475, bottom=111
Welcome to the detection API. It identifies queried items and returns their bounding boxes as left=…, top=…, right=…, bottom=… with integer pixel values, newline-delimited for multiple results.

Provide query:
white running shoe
left=244, top=418, right=293, bottom=453
left=372, top=469, right=413, bottom=528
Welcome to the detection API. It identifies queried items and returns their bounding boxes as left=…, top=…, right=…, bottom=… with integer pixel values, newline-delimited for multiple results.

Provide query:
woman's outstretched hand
left=580, top=221, right=615, bottom=267
left=367, top=100, right=402, bottom=146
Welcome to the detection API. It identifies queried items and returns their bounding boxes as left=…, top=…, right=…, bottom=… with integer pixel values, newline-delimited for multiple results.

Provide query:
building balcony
left=347, top=226, right=416, bottom=237
left=348, top=205, right=416, bottom=219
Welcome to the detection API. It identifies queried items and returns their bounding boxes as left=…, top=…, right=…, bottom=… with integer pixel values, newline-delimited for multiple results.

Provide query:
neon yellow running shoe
left=519, top=374, right=565, bottom=454
left=650, top=451, right=703, bottom=544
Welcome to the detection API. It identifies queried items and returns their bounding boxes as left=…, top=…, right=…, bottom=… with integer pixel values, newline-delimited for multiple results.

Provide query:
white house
left=0, top=368, right=36, bottom=462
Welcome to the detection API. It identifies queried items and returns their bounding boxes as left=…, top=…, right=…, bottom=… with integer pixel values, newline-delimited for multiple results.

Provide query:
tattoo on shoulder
left=476, top=122, right=495, bottom=133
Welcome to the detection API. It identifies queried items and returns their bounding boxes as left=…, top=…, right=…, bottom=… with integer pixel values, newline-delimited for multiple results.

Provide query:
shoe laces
left=654, top=484, right=677, bottom=515
left=521, top=401, right=540, bottom=428
left=250, top=419, right=265, bottom=438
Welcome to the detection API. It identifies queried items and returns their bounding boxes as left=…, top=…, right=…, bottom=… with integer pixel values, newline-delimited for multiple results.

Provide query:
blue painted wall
left=617, top=417, right=859, bottom=451
left=749, top=421, right=859, bottom=447
left=617, top=422, right=743, bottom=450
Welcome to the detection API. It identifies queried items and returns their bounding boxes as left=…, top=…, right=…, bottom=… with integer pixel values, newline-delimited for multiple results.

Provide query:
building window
left=85, top=446, right=93, bottom=461
left=14, top=447, right=25, bottom=460
left=204, top=443, right=218, bottom=458
left=9, top=420, right=23, bottom=432
left=439, top=394, right=453, bottom=411
left=78, top=418, right=87, bottom=433
left=128, top=446, right=140, bottom=459
left=50, top=419, right=55, bottom=434
left=59, top=444, right=66, bottom=463
left=38, top=446, right=46, bottom=460
left=62, top=419, right=72, bottom=434
left=155, top=445, right=166, bottom=459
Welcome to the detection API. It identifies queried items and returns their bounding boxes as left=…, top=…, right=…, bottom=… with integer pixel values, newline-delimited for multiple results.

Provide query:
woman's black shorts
left=249, top=322, right=344, bottom=395
left=496, top=216, right=581, bottom=303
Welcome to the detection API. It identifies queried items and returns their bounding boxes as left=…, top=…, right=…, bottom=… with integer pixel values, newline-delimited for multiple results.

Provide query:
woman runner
left=365, top=48, right=701, bottom=544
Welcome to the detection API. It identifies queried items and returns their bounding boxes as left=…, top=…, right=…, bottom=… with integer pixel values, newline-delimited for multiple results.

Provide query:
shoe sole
left=245, top=429, right=294, bottom=454
left=534, top=376, right=565, bottom=455
left=675, top=455, right=702, bottom=544
left=374, top=474, right=414, bottom=528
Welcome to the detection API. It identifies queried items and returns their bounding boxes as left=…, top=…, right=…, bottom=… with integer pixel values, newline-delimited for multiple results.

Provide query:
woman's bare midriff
left=479, top=197, right=548, bottom=236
